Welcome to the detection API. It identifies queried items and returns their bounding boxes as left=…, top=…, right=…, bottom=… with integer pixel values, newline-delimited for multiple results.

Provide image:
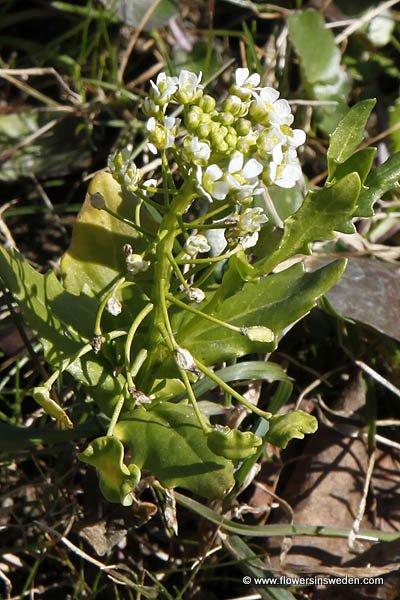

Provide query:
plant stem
left=94, top=277, right=126, bottom=336
left=194, top=357, right=272, bottom=420
left=166, top=293, right=242, bottom=334
left=176, top=246, right=241, bottom=264
left=124, top=303, right=154, bottom=388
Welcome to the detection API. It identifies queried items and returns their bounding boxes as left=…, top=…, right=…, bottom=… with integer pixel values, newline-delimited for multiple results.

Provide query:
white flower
left=234, top=68, right=260, bottom=96
left=196, top=164, right=230, bottom=202
left=225, top=207, right=267, bottom=248
left=239, top=207, right=268, bottom=233
left=269, top=147, right=302, bottom=189
left=176, top=70, right=203, bottom=103
left=146, top=116, right=180, bottom=154
left=184, top=136, right=211, bottom=164
left=184, top=234, right=211, bottom=257
left=150, top=72, right=178, bottom=105
left=108, top=149, right=143, bottom=192
left=126, top=254, right=150, bottom=274
left=257, top=126, right=286, bottom=157
left=269, top=99, right=294, bottom=127
left=224, top=152, right=263, bottom=200
left=251, top=87, right=294, bottom=126
left=142, top=178, right=157, bottom=195
left=187, top=287, right=205, bottom=303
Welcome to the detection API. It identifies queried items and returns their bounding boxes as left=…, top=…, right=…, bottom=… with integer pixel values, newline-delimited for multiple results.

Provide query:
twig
left=118, top=0, right=162, bottom=81
left=356, top=360, right=400, bottom=400
left=0, top=67, right=81, bottom=102
left=348, top=450, right=376, bottom=550
left=335, top=0, right=400, bottom=44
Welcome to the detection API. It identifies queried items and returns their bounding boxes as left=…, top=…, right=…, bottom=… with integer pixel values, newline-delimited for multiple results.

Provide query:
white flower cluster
left=143, top=67, right=305, bottom=200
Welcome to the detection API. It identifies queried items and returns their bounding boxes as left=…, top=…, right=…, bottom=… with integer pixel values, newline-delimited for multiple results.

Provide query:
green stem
left=176, top=246, right=241, bottom=265
left=167, top=251, right=190, bottom=291
left=107, top=395, right=125, bottom=436
left=142, top=181, right=196, bottom=385
left=194, top=357, right=272, bottom=420
left=189, top=202, right=231, bottom=227
left=94, top=277, right=126, bottom=336
left=102, top=205, right=154, bottom=237
left=179, top=368, right=211, bottom=434
left=124, top=303, right=154, bottom=385
left=166, top=293, right=242, bottom=334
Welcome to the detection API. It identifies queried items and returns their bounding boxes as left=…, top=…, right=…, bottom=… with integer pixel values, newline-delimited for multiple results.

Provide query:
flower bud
left=126, top=254, right=150, bottom=274
left=219, top=112, right=235, bottom=126
left=175, top=347, right=200, bottom=375
left=186, top=287, right=205, bottom=303
left=199, top=94, right=216, bottom=113
left=235, top=118, right=252, bottom=136
left=241, top=326, right=275, bottom=343
left=185, top=106, right=203, bottom=130
left=106, top=296, right=122, bottom=316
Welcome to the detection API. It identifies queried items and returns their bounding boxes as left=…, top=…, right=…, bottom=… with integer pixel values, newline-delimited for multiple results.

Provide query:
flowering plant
left=0, top=68, right=388, bottom=504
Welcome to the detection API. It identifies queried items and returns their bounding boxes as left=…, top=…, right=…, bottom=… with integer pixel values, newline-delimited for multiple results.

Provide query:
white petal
left=206, top=164, right=223, bottom=181
left=243, top=158, right=263, bottom=179
left=272, top=145, right=284, bottom=165
left=147, top=143, right=157, bottom=154
left=274, top=99, right=291, bottom=117
left=259, top=87, right=280, bottom=103
left=212, top=181, right=230, bottom=200
left=290, top=129, right=306, bottom=147
left=247, top=73, right=260, bottom=87
left=229, top=153, right=244, bottom=174
left=235, top=67, right=249, bottom=87
left=146, top=117, right=156, bottom=132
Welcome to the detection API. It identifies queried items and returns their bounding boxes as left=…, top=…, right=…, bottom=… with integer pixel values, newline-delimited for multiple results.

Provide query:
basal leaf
left=254, top=173, right=361, bottom=276
left=177, top=260, right=346, bottom=365
left=327, top=99, right=376, bottom=177
left=357, top=152, right=400, bottom=217
left=115, top=403, right=235, bottom=499
left=0, top=247, right=91, bottom=363
left=60, top=172, right=157, bottom=295
left=288, top=10, right=349, bottom=133
left=0, top=246, right=122, bottom=416
left=266, top=410, right=318, bottom=449
left=99, top=0, right=177, bottom=29
left=288, top=10, right=342, bottom=84
left=79, top=436, right=141, bottom=506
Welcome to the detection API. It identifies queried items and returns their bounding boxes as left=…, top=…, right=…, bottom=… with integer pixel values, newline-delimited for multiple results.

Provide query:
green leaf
left=99, top=0, right=177, bottom=29
left=0, top=419, right=102, bottom=452
left=175, top=491, right=399, bottom=542
left=388, top=100, right=400, bottom=152
left=224, top=536, right=296, bottom=600
left=254, top=173, right=361, bottom=277
left=357, top=152, right=400, bottom=217
left=288, top=10, right=349, bottom=133
left=0, top=247, right=91, bottom=363
left=327, top=99, right=376, bottom=176
left=178, top=260, right=346, bottom=365
left=266, top=410, right=318, bottom=449
left=333, top=147, right=376, bottom=185
left=79, top=436, right=141, bottom=506
left=0, top=246, right=123, bottom=416
left=207, top=428, right=262, bottom=460
left=288, top=10, right=342, bottom=84
left=114, top=403, right=235, bottom=499
left=60, top=172, right=156, bottom=295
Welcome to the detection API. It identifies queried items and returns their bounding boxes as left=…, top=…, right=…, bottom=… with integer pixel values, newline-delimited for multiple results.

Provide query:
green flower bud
left=225, top=131, right=238, bottom=148
left=198, top=122, right=211, bottom=138
left=199, top=94, right=216, bottom=113
left=235, top=118, right=252, bottom=136
left=219, top=112, right=235, bottom=126
left=186, top=106, right=203, bottom=130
